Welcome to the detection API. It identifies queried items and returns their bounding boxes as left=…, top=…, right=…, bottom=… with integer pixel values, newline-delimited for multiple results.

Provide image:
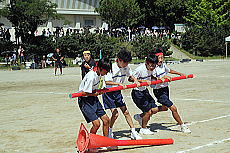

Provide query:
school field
left=0, top=60, right=230, bottom=153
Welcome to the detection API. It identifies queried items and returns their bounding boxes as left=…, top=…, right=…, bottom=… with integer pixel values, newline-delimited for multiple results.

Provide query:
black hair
left=146, top=54, right=158, bottom=64
left=97, top=57, right=112, bottom=72
left=117, top=48, right=132, bottom=63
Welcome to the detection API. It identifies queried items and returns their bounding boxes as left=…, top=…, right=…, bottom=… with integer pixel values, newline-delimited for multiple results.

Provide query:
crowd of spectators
left=33, top=26, right=174, bottom=41
left=1, top=25, right=175, bottom=69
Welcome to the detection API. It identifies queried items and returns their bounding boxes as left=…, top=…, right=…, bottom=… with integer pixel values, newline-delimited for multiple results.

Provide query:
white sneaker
left=108, top=128, right=114, bottom=139
left=131, top=131, right=142, bottom=140
left=139, top=128, right=154, bottom=135
left=134, top=114, right=142, bottom=127
left=181, top=124, right=191, bottom=133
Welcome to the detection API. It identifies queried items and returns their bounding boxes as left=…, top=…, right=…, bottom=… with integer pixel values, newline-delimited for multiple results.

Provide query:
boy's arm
left=151, top=74, right=170, bottom=82
left=128, top=75, right=141, bottom=87
left=170, top=69, right=186, bottom=76
left=81, top=91, right=104, bottom=97
left=129, top=77, right=152, bottom=86
left=105, top=81, right=127, bottom=89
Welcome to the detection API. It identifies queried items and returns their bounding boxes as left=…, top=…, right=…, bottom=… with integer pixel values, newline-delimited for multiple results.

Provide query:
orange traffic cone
left=76, top=123, right=174, bottom=153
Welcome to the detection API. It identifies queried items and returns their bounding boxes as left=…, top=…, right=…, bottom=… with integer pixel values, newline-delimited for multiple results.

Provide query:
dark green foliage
left=0, top=39, right=16, bottom=54
left=0, top=0, right=59, bottom=44
left=9, top=34, right=170, bottom=59
left=181, top=25, right=230, bottom=56
left=136, top=0, right=187, bottom=29
left=25, top=35, right=54, bottom=56
left=131, top=35, right=171, bottom=59
left=180, top=0, right=230, bottom=56
left=55, top=33, right=121, bottom=58
left=96, top=0, right=143, bottom=28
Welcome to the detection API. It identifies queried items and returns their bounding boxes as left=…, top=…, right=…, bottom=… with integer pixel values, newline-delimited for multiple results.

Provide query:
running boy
left=102, top=49, right=142, bottom=140
left=78, top=57, right=112, bottom=141
left=130, top=54, right=159, bottom=135
left=151, top=52, right=191, bottom=133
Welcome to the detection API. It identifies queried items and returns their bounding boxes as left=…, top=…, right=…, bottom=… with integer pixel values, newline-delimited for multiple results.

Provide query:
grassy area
left=171, top=44, right=230, bottom=59
left=0, top=64, right=26, bottom=70
left=64, top=58, right=78, bottom=67
left=130, top=59, right=144, bottom=64
left=171, top=44, right=196, bottom=59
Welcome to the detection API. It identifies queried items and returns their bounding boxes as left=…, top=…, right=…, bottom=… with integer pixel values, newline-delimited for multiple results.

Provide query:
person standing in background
left=41, top=55, right=47, bottom=69
left=52, top=48, right=64, bottom=76
left=18, top=46, right=25, bottom=65
left=81, top=50, right=96, bottom=79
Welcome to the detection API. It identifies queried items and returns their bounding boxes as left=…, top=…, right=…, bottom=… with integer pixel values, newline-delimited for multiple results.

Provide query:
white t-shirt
left=151, top=63, right=170, bottom=89
left=132, top=63, right=153, bottom=91
left=78, top=70, right=102, bottom=93
left=104, top=63, right=132, bottom=88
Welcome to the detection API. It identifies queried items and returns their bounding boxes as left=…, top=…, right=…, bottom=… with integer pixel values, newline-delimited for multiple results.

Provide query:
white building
left=174, top=24, right=186, bottom=33
left=50, top=0, right=103, bottom=29
left=0, top=0, right=107, bottom=40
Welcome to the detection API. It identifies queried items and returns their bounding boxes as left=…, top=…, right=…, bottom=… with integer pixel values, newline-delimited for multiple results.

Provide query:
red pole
left=77, top=123, right=174, bottom=153
left=70, top=74, right=194, bottom=98
left=88, top=133, right=174, bottom=148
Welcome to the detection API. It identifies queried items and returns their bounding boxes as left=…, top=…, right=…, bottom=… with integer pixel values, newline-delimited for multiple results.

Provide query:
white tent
left=225, top=36, right=230, bottom=58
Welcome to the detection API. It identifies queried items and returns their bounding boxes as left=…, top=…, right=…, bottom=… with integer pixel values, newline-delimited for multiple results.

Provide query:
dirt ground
left=0, top=60, right=230, bottom=153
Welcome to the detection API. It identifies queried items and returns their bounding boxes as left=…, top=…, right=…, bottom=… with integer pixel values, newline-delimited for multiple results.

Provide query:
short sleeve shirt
left=132, top=63, right=153, bottom=91
left=104, top=63, right=132, bottom=88
left=151, top=63, right=170, bottom=89
left=79, top=70, right=102, bottom=94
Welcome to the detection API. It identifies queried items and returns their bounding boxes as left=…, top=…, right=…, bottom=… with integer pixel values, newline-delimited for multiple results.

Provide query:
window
left=85, top=20, right=94, bottom=26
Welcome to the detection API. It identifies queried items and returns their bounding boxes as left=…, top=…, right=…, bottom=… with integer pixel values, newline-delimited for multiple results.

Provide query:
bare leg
left=109, top=108, right=119, bottom=128
left=169, top=105, right=183, bottom=125
left=141, top=107, right=158, bottom=128
left=141, top=112, right=150, bottom=128
left=120, top=106, right=134, bottom=128
left=60, top=67, right=63, bottom=74
left=100, top=114, right=110, bottom=137
left=54, top=67, right=57, bottom=75
left=158, top=105, right=168, bottom=112
left=90, top=119, right=100, bottom=134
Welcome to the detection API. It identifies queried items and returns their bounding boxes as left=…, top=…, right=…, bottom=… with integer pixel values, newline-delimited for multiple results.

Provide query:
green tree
left=56, top=33, right=121, bottom=59
left=0, top=0, right=59, bottom=44
left=96, top=0, right=143, bottom=28
left=180, top=0, right=230, bottom=56
left=136, top=0, right=187, bottom=29
left=181, top=24, right=230, bottom=56
left=184, top=0, right=230, bottom=28
left=132, top=36, right=170, bottom=59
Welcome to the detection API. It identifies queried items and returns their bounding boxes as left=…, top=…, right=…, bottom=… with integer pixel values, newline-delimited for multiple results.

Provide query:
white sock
left=109, top=127, right=112, bottom=132
left=131, top=128, right=136, bottom=133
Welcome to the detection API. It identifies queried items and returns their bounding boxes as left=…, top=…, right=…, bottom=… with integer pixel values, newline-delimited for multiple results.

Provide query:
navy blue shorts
left=153, top=86, right=173, bottom=107
left=102, top=91, right=126, bottom=109
left=78, top=96, right=106, bottom=123
left=131, top=89, right=157, bottom=113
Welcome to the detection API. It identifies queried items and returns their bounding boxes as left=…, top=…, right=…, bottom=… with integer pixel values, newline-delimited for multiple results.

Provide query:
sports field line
left=124, top=96, right=229, bottom=103
left=2, top=91, right=68, bottom=95
left=186, top=114, right=230, bottom=126
left=176, top=138, right=230, bottom=153
left=175, top=98, right=229, bottom=103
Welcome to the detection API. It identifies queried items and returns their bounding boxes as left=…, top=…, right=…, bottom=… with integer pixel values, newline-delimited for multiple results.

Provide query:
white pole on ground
left=226, top=42, right=228, bottom=59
